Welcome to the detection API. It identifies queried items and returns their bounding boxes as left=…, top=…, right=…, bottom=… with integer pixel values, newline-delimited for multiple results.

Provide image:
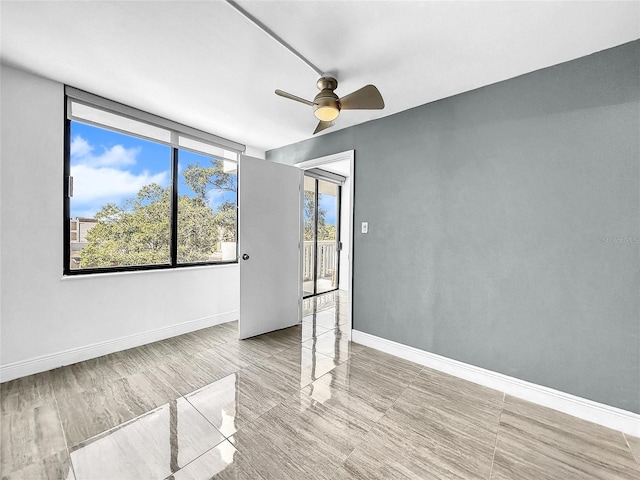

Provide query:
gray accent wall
left=268, top=41, right=640, bottom=413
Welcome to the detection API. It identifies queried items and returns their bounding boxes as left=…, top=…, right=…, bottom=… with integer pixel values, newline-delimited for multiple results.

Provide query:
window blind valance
left=65, top=86, right=245, bottom=158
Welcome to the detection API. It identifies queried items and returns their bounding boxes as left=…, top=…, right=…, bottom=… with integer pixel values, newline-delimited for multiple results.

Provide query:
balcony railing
left=303, top=240, right=337, bottom=282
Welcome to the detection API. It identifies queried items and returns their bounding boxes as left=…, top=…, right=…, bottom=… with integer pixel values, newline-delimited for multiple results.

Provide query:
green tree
left=183, top=159, right=237, bottom=197
left=303, top=191, right=336, bottom=241
left=214, top=200, right=237, bottom=242
left=81, top=184, right=173, bottom=267
left=176, top=192, right=222, bottom=263
left=318, top=222, right=336, bottom=241
left=303, top=190, right=318, bottom=241
left=80, top=160, right=236, bottom=268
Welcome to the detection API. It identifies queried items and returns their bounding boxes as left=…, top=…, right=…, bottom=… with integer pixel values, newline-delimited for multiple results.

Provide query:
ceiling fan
left=275, top=76, right=385, bottom=134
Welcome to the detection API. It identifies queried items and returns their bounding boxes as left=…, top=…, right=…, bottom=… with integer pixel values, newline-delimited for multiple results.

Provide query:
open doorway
left=303, top=173, right=343, bottom=297
left=297, top=150, right=354, bottom=340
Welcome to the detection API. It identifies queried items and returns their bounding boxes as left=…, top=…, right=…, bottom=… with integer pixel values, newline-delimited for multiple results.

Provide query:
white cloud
left=71, top=164, right=169, bottom=208
left=70, top=136, right=92, bottom=158
left=69, top=135, right=170, bottom=217
left=70, top=135, right=139, bottom=168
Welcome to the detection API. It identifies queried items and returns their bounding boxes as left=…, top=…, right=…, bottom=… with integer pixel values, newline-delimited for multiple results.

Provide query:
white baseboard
left=0, top=310, right=239, bottom=383
left=352, top=330, right=640, bottom=438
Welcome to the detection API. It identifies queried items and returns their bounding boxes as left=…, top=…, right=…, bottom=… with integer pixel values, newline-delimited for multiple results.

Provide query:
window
left=64, top=88, right=243, bottom=274
left=176, top=149, right=237, bottom=265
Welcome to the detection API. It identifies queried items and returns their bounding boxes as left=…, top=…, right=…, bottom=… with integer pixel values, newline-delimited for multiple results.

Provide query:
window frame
left=63, top=88, right=243, bottom=276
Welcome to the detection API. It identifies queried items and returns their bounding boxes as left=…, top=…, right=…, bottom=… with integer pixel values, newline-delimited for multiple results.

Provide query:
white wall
left=0, top=65, right=240, bottom=381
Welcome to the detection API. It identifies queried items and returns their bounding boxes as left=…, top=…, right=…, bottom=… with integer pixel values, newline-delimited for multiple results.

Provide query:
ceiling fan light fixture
left=313, top=95, right=340, bottom=121
left=314, top=105, right=340, bottom=121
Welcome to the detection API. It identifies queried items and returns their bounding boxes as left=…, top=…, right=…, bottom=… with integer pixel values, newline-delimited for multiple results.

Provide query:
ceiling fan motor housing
left=317, top=76, right=338, bottom=91
left=313, top=77, right=340, bottom=121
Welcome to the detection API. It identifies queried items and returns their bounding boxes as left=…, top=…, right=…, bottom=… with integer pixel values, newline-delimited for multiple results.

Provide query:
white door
left=238, top=155, right=302, bottom=339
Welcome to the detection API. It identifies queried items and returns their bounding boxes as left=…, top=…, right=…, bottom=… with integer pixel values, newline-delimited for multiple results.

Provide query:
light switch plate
left=361, top=221, right=369, bottom=234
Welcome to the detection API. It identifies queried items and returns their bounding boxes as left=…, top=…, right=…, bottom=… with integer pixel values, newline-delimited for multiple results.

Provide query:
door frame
left=296, top=150, right=354, bottom=341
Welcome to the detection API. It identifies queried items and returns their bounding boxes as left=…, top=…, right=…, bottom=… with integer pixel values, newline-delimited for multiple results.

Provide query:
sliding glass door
left=303, top=174, right=341, bottom=297
left=315, top=180, right=339, bottom=294
left=303, top=176, right=316, bottom=297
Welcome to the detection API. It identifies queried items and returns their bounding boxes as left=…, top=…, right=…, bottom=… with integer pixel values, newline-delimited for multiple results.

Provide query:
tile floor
left=2, top=290, right=639, bottom=479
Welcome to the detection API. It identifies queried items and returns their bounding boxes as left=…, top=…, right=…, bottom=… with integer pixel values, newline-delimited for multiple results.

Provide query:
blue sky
left=70, top=122, right=235, bottom=218
left=318, top=193, right=337, bottom=225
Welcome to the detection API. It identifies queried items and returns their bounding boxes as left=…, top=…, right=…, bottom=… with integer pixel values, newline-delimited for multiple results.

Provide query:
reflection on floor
left=303, top=278, right=335, bottom=297
left=2, top=290, right=639, bottom=479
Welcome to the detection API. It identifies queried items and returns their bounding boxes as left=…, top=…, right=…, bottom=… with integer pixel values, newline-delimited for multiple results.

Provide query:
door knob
left=242, top=254, right=250, bottom=260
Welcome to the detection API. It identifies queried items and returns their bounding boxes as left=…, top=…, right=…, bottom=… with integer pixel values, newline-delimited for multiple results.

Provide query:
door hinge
left=67, top=176, right=74, bottom=198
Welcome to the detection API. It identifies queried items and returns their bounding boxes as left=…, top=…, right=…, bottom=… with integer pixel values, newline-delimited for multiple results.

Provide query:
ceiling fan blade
left=313, top=120, right=335, bottom=134
left=339, top=85, right=385, bottom=110
left=275, top=89, right=315, bottom=107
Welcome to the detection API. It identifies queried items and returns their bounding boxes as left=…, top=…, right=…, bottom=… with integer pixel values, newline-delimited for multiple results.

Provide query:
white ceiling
left=1, top=1, right=638, bottom=154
